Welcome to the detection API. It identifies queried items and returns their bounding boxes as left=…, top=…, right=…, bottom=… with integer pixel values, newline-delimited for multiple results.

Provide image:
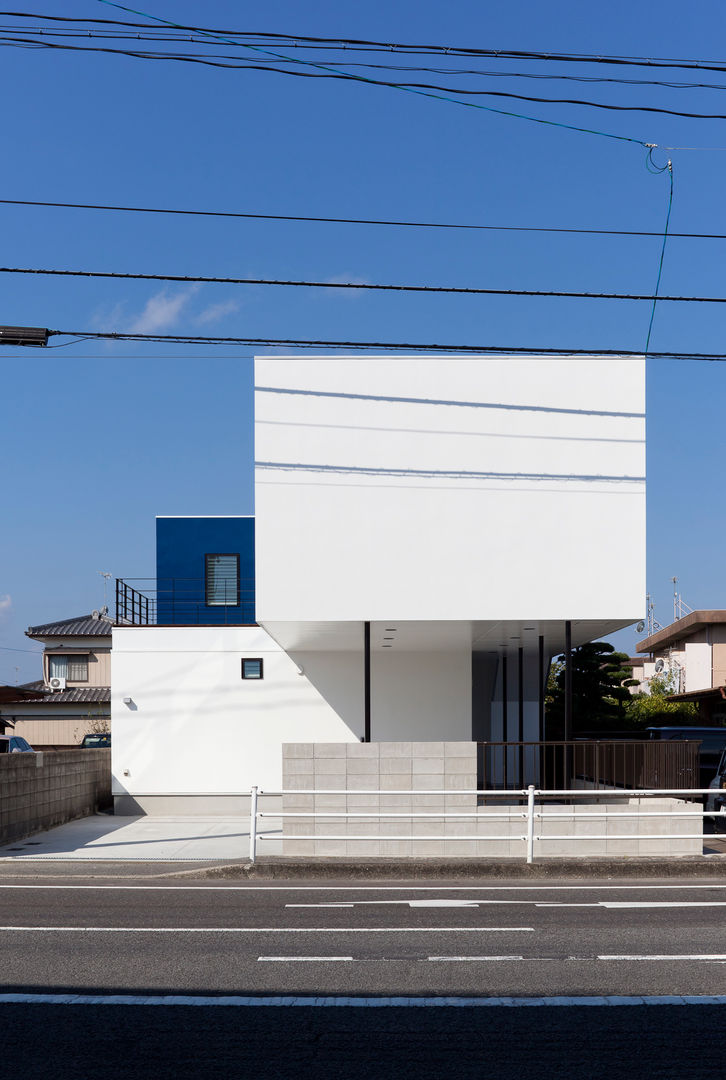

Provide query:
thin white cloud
left=195, top=299, right=241, bottom=326
left=127, top=286, right=199, bottom=334
left=0, top=595, right=11, bottom=619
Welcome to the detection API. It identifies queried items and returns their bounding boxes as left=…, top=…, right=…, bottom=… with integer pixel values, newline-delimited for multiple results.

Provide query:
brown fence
left=477, top=740, right=700, bottom=792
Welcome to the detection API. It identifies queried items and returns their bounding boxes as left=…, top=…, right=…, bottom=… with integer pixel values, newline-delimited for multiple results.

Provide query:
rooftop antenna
left=671, top=576, right=694, bottom=622
left=97, top=571, right=112, bottom=608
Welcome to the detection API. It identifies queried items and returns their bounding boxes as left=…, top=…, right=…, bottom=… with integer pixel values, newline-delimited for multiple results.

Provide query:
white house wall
left=111, top=625, right=359, bottom=808
left=255, top=355, right=645, bottom=625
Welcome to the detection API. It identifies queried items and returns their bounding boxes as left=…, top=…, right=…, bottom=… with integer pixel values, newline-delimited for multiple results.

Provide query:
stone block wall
left=281, top=743, right=702, bottom=858
left=0, top=750, right=111, bottom=845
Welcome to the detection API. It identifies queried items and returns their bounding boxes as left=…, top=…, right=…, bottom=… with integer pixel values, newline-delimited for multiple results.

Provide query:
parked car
left=706, top=747, right=726, bottom=830
left=0, top=734, right=35, bottom=753
left=80, top=732, right=111, bottom=748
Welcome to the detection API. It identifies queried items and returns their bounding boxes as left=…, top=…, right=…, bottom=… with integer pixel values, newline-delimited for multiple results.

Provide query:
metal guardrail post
left=249, top=786, right=258, bottom=863
left=526, top=785, right=536, bottom=864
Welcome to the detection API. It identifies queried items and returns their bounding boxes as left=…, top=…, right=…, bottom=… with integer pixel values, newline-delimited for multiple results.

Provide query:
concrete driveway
left=0, top=814, right=282, bottom=861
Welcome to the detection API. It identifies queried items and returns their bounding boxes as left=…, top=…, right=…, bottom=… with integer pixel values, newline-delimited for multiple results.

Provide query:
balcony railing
left=115, top=578, right=255, bottom=626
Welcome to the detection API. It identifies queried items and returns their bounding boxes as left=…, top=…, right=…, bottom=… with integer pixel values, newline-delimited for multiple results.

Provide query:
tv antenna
left=97, top=571, right=112, bottom=607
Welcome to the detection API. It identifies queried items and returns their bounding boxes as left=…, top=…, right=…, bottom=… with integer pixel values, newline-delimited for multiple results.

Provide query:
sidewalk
left=0, top=814, right=282, bottom=862
left=2, top=813, right=726, bottom=875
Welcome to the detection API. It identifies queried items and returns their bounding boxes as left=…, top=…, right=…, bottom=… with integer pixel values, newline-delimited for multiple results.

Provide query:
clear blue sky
left=3, top=0, right=726, bottom=681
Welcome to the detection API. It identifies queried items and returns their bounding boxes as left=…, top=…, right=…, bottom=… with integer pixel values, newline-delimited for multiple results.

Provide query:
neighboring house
left=636, top=610, right=726, bottom=724
left=112, top=353, right=645, bottom=813
left=0, top=611, right=111, bottom=749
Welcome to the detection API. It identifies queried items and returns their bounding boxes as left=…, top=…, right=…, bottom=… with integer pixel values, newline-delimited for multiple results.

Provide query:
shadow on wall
left=288, top=649, right=363, bottom=738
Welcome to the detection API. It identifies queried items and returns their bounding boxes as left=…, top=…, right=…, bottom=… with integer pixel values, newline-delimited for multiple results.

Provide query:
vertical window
left=241, top=658, right=264, bottom=680
left=206, top=553, right=240, bottom=606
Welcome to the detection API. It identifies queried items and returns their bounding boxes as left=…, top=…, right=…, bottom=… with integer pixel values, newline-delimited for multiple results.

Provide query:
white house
left=111, top=353, right=645, bottom=813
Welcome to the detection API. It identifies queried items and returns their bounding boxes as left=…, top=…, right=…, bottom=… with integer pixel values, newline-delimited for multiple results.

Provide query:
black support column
left=517, top=646, right=524, bottom=787
left=363, top=620, right=371, bottom=743
left=538, top=634, right=545, bottom=742
left=564, top=619, right=572, bottom=742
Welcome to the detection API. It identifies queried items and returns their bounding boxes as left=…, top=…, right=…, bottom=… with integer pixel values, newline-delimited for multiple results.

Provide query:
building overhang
left=260, top=618, right=635, bottom=658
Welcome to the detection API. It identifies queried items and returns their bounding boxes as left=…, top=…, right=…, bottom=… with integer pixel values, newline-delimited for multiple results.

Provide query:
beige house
left=0, top=610, right=111, bottom=749
left=636, top=610, right=726, bottom=724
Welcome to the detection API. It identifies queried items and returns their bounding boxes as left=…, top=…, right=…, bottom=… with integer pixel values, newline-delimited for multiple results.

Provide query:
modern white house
left=111, top=353, right=645, bottom=813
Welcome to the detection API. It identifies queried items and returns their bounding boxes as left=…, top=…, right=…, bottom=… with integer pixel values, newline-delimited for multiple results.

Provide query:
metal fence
left=477, top=740, right=699, bottom=791
left=248, top=785, right=718, bottom=864
left=115, top=577, right=256, bottom=625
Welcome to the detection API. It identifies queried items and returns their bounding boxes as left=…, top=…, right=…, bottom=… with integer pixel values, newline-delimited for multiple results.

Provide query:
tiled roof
left=3, top=685, right=111, bottom=705
left=26, top=611, right=113, bottom=638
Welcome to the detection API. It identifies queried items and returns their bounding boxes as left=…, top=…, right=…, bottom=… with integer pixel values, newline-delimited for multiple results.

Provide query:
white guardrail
left=247, top=786, right=723, bottom=864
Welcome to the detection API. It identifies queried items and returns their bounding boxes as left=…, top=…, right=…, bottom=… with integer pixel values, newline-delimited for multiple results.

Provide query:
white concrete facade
left=111, top=625, right=358, bottom=811
left=255, top=354, right=646, bottom=744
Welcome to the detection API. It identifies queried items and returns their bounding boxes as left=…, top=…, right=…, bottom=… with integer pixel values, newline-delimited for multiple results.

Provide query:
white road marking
left=599, top=954, right=726, bottom=962
left=0, top=925, right=535, bottom=934
left=258, top=956, right=354, bottom=962
left=427, top=956, right=525, bottom=962
left=2, top=993, right=726, bottom=1006
left=287, top=899, right=480, bottom=909
left=600, top=902, right=726, bottom=909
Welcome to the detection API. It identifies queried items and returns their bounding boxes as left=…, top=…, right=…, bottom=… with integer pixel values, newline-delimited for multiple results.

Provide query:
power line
left=40, top=329, right=726, bottom=360
left=4, top=262, right=726, bottom=304
left=2, top=196, right=725, bottom=241
left=10, top=34, right=726, bottom=122
left=7, top=12, right=726, bottom=74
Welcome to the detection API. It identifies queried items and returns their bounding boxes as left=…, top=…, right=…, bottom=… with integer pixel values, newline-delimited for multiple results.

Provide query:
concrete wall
left=0, top=749, right=111, bottom=845
left=281, top=743, right=701, bottom=858
left=111, top=625, right=358, bottom=811
left=255, top=354, right=645, bottom=624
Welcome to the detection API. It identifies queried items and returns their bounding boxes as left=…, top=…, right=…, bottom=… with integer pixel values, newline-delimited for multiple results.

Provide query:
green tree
left=547, top=641, right=636, bottom=737
left=624, top=671, right=697, bottom=727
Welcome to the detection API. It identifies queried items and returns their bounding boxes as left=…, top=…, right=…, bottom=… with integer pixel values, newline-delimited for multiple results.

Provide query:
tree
left=624, top=671, right=697, bottom=727
left=546, top=641, right=636, bottom=737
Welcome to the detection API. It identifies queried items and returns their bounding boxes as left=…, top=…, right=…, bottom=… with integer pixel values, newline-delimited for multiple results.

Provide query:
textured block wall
left=0, top=749, right=111, bottom=845
left=281, top=743, right=702, bottom=858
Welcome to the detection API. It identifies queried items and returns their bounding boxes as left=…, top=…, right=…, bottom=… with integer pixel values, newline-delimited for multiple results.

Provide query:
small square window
left=241, top=658, right=263, bottom=680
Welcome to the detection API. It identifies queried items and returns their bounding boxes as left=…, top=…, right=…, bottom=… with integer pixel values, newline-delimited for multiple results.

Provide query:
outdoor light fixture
left=0, top=325, right=49, bottom=346
left=122, top=696, right=133, bottom=705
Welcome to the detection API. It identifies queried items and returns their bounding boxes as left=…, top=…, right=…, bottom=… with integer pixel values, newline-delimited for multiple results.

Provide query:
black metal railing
left=115, top=578, right=256, bottom=626
left=476, top=740, right=700, bottom=793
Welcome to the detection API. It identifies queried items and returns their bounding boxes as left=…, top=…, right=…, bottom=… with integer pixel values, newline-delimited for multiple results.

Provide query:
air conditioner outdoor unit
left=48, top=677, right=66, bottom=691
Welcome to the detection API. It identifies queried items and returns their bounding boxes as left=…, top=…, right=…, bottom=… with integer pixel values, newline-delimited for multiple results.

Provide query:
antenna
left=97, top=571, right=112, bottom=607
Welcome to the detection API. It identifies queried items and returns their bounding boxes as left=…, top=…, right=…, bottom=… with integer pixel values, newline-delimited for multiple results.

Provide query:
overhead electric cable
left=10, top=12, right=726, bottom=74
left=3, top=262, right=724, bottom=305
left=94, top=0, right=650, bottom=147
left=37, top=329, right=726, bottom=361
left=8, top=35, right=726, bottom=120
left=2, top=196, right=724, bottom=240
left=644, top=156, right=674, bottom=354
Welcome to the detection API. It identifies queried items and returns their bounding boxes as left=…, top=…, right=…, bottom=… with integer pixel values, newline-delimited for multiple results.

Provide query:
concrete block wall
left=0, top=750, right=111, bottom=846
left=282, top=742, right=478, bottom=857
left=281, top=743, right=702, bottom=858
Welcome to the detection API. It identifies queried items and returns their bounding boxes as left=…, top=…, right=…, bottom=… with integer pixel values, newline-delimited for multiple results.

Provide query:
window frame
left=48, top=653, right=89, bottom=683
left=241, top=658, right=264, bottom=680
left=205, top=553, right=241, bottom=608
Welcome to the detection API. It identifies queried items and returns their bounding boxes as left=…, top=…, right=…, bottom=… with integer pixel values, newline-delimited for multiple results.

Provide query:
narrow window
left=241, top=658, right=263, bottom=680
left=206, top=553, right=240, bottom=606
left=66, top=655, right=89, bottom=681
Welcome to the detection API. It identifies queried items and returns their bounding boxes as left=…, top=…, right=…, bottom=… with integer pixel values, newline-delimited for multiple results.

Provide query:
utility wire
left=2, top=196, right=724, bottom=241
left=9, top=34, right=726, bottom=120
left=10, top=13, right=726, bottom=74
left=94, top=0, right=650, bottom=147
left=39, top=329, right=726, bottom=361
left=3, top=263, right=725, bottom=304
left=645, top=159, right=674, bottom=354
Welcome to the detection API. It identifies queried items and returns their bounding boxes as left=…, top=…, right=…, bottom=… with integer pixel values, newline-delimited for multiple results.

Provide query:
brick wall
left=0, top=750, right=111, bottom=845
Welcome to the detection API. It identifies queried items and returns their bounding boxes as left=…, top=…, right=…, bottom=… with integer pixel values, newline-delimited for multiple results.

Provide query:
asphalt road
left=3, top=874, right=726, bottom=1078
left=2, top=875, right=726, bottom=996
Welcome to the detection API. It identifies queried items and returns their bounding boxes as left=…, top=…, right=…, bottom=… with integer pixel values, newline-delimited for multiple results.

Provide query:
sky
left=3, top=0, right=726, bottom=681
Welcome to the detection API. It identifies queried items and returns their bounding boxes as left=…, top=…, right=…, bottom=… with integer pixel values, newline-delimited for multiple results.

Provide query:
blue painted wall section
left=155, top=517, right=255, bottom=625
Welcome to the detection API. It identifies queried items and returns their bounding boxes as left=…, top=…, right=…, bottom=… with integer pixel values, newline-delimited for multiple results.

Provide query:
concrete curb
left=195, top=855, right=726, bottom=880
